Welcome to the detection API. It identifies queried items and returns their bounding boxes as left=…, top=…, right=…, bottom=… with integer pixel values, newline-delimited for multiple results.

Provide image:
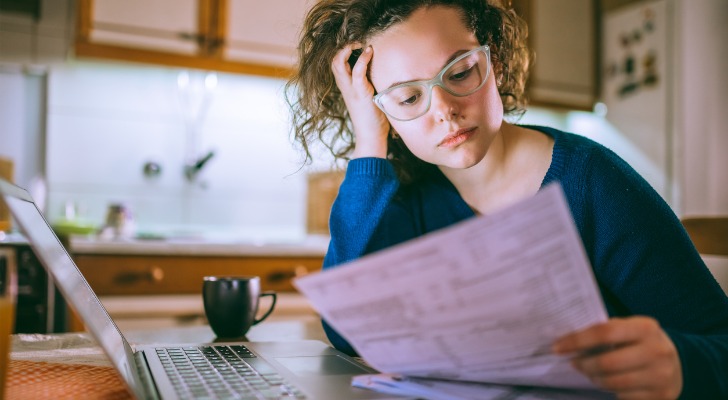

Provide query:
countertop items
left=68, top=233, right=330, bottom=257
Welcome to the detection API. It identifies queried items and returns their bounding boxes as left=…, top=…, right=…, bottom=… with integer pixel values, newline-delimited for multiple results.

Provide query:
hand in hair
left=331, top=44, right=390, bottom=159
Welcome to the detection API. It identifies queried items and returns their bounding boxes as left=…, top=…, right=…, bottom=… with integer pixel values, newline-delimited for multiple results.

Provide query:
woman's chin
left=439, top=151, right=487, bottom=171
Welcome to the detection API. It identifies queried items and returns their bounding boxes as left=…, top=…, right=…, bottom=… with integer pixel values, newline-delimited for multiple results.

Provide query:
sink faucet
left=184, top=150, right=215, bottom=182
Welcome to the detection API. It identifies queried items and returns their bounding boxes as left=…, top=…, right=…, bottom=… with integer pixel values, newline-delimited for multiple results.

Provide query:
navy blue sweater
left=322, top=126, right=728, bottom=398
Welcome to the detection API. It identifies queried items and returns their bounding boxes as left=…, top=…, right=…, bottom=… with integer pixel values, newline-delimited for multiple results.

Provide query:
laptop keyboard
left=156, top=345, right=306, bottom=399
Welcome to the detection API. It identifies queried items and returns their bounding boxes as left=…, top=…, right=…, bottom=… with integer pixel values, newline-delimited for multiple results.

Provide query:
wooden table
left=6, top=316, right=329, bottom=399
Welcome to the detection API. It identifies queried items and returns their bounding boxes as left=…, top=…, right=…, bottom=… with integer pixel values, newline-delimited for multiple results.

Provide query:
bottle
left=99, top=203, right=136, bottom=240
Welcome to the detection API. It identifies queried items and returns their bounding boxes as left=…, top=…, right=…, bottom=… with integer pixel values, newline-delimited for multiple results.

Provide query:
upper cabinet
left=511, top=0, right=599, bottom=110
left=224, top=0, right=310, bottom=68
left=0, top=0, right=74, bottom=64
left=75, top=0, right=312, bottom=78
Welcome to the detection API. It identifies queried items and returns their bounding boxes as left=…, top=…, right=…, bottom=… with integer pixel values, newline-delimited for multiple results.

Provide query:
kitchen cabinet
left=223, top=0, right=311, bottom=68
left=66, top=236, right=327, bottom=331
left=74, top=0, right=312, bottom=78
left=511, top=0, right=599, bottom=110
left=306, top=170, right=345, bottom=235
left=73, top=253, right=322, bottom=295
left=0, top=0, right=73, bottom=64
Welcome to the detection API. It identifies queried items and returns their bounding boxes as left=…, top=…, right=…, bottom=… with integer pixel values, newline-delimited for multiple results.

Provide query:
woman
left=285, top=1, right=728, bottom=398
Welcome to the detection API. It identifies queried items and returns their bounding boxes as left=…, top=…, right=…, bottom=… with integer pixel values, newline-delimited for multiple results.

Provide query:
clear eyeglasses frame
left=373, top=45, right=491, bottom=122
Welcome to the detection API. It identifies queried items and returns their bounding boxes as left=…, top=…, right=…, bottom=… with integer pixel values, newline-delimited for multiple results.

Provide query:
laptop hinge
left=134, top=351, right=162, bottom=400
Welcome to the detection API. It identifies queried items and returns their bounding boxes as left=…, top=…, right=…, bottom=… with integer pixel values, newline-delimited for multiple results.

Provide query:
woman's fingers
left=332, top=45, right=355, bottom=84
left=553, top=317, right=658, bottom=354
left=591, top=367, right=678, bottom=399
left=330, top=43, right=390, bottom=158
left=351, top=46, right=372, bottom=89
left=333, top=44, right=374, bottom=97
left=554, top=317, right=682, bottom=399
left=571, top=341, right=649, bottom=376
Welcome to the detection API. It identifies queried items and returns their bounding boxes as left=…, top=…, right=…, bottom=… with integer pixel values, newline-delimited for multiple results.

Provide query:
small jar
left=100, top=203, right=136, bottom=239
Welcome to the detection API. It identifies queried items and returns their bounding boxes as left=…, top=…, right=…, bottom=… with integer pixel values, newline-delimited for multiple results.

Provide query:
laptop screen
left=0, top=179, right=142, bottom=394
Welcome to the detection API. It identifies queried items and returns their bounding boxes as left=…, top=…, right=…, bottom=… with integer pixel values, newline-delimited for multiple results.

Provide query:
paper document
left=294, top=184, right=608, bottom=390
left=351, top=374, right=615, bottom=400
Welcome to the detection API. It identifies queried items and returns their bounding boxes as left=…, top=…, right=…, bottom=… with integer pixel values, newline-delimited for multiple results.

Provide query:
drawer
left=73, top=254, right=322, bottom=295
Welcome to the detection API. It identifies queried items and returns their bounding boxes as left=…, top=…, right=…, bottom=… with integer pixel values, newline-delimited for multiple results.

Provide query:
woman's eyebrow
left=385, top=49, right=470, bottom=89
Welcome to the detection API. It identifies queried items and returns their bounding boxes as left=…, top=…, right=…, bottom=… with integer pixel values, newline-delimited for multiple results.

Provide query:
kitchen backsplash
left=42, top=60, right=670, bottom=239
left=45, top=60, right=318, bottom=238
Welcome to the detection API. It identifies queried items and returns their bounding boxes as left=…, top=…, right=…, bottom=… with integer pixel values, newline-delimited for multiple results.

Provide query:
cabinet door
left=75, top=0, right=311, bottom=77
left=73, top=254, right=323, bottom=295
left=514, top=0, right=598, bottom=110
left=224, top=0, right=312, bottom=67
left=82, top=0, right=201, bottom=55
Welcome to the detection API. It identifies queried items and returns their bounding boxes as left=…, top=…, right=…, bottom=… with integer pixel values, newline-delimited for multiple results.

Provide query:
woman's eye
left=449, top=66, right=474, bottom=81
left=390, top=88, right=422, bottom=106
left=399, top=93, right=420, bottom=106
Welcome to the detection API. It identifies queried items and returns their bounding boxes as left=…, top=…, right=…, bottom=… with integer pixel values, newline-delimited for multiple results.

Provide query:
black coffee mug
left=202, top=276, right=277, bottom=338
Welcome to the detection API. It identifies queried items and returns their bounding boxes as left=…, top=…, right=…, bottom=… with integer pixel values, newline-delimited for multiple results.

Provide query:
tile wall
left=45, top=60, right=320, bottom=239
left=0, top=0, right=72, bottom=65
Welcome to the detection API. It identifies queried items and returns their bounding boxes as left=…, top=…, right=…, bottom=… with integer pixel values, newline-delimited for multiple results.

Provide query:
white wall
left=44, top=60, right=309, bottom=239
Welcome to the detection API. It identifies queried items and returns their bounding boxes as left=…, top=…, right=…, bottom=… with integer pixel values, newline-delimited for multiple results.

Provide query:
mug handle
left=253, top=291, right=277, bottom=325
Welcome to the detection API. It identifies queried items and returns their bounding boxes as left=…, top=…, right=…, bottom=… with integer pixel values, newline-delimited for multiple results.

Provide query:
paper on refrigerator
left=293, top=184, right=608, bottom=389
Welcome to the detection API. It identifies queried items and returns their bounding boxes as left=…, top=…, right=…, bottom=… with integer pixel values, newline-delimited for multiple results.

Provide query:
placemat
left=6, top=360, right=132, bottom=399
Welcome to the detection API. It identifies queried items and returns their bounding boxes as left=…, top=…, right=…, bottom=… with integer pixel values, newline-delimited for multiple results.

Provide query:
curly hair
left=285, top=0, right=530, bottom=184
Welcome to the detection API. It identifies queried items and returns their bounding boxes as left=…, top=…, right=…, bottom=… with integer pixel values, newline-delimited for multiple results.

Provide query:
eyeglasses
left=373, top=45, right=491, bottom=121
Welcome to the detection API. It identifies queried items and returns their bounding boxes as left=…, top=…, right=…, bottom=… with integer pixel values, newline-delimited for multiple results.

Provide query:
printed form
left=294, top=184, right=609, bottom=390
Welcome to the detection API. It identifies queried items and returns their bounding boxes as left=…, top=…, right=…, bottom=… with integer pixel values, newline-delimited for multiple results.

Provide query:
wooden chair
left=681, top=217, right=728, bottom=256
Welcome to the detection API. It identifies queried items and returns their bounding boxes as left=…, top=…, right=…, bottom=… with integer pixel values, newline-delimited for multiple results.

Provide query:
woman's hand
left=553, top=316, right=683, bottom=399
left=331, top=44, right=390, bottom=159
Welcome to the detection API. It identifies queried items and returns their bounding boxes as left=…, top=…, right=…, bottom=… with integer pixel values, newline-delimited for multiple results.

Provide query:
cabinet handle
left=207, top=37, right=225, bottom=50
left=113, top=266, right=165, bottom=286
left=179, top=32, right=203, bottom=43
left=265, top=265, right=309, bottom=284
left=149, top=266, right=164, bottom=283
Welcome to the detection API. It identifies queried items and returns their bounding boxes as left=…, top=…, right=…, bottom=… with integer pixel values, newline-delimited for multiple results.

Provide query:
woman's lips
left=438, top=127, right=476, bottom=148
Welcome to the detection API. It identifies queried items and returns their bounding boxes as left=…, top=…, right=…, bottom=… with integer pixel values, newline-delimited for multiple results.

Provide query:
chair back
left=681, top=217, right=728, bottom=256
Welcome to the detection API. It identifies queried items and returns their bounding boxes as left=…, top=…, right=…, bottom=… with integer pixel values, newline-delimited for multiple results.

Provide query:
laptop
left=0, top=178, right=401, bottom=400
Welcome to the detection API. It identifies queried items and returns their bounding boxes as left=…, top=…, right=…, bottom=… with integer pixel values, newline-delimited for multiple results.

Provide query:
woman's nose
left=430, top=85, right=460, bottom=121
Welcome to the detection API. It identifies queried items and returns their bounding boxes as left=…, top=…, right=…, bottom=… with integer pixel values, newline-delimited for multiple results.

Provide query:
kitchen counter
left=68, top=233, right=330, bottom=257
left=65, top=233, right=328, bottom=299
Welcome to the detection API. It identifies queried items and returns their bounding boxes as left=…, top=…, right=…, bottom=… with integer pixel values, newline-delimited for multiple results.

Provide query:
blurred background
left=1, top=0, right=726, bottom=235
left=0, top=0, right=726, bottom=332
